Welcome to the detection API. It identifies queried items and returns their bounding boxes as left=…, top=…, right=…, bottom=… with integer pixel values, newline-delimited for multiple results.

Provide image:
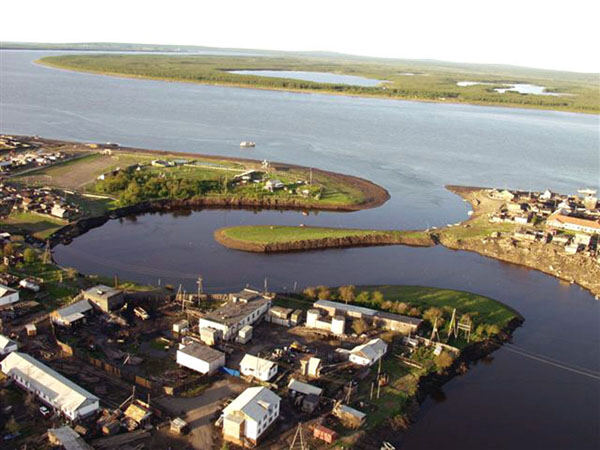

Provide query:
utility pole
left=289, top=422, right=307, bottom=449
left=264, top=277, right=268, bottom=294
left=42, top=239, right=51, bottom=264
left=309, top=168, right=313, bottom=185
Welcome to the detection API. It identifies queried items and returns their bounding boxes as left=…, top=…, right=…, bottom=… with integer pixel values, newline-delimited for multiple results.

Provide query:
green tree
left=23, top=248, right=37, bottom=265
left=303, top=286, right=318, bottom=299
left=338, top=285, right=356, bottom=304
left=316, top=285, right=330, bottom=299
left=371, top=290, right=384, bottom=306
left=435, top=351, right=454, bottom=373
left=423, top=307, right=444, bottom=326
left=355, top=291, right=370, bottom=305
left=352, top=318, right=369, bottom=335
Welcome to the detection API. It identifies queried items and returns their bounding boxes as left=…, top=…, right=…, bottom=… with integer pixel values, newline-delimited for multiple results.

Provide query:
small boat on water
left=240, top=141, right=256, bottom=148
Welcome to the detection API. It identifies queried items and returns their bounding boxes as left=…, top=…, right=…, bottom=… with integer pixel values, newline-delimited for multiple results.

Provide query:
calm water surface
left=1, top=50, right=599, bottom=449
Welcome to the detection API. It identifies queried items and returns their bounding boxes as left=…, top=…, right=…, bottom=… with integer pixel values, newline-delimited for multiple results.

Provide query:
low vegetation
left=215, top=225, right=433, bottom=252
left=38, top=54, right=600, bottom=113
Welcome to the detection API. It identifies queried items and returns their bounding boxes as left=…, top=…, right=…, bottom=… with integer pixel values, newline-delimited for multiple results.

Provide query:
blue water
left=1, top=50, right=599, bottom=449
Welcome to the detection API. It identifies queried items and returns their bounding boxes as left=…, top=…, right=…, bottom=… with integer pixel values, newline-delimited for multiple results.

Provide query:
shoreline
left=358, top=315, right=524, bottom=448
left=34, top=59, right=598, bottom=116
left=6, top=135, right=390, bottom=213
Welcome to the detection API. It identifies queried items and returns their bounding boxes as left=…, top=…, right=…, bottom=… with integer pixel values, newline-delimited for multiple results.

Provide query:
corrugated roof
left=1, top=352, right=98, bottom=414
left=0, top=334, right=17, bottom=351
left=351, top=338, right=388, bottom=361
left=54, top=300, right=92, bottom=321
left=223, top=387, right=280, bottom=423
left=287, top=378, right=323, bottom=396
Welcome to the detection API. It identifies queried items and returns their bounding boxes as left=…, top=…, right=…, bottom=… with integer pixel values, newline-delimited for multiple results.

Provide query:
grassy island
left=215, top=225, right=434, bottom=252
left=37, top=54, right=599, bottom=113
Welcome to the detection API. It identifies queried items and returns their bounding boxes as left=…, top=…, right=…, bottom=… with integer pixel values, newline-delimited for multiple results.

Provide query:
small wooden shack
left=313, top=424, right=338, bottom=444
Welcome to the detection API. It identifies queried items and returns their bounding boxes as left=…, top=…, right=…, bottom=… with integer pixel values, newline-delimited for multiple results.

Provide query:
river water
left=1, top=50, right=599, bottom=449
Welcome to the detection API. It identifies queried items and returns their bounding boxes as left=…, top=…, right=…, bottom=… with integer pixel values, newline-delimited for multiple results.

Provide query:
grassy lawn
left=218, top=225, right=427, bottom=244
left=37, top=54, right=600, bottom=113
left=355, top=285, right=520, bottom=330
left=1, top=211, right=67, bottom=239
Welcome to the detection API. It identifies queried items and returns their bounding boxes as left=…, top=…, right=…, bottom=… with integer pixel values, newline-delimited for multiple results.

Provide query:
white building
left=199, top=289, right=272, bottom=341
left=176, top=341, right=225, bottom=375
left=0, top=334, right=18, bottom=356
left=240, top=354, right=278, bottom=381
left=349, top=338, right=388, bottom=366
left=1, top=352, right=99, bottom=421
left=223, top=386, right=280, bottom=445
left=51, top=300, right=93, bottom=327
left=306, top=309, right=346, bottom=335
left=546, top=211, right=600, bottom=235
left=0, top=284, right=19, bottom=306
left=51, top=204, right=68, bottom=218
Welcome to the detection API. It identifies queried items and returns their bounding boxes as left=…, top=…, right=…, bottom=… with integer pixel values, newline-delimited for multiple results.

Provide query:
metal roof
left=48, top=426, right=93, bottom=450
left=223, top=386, right=280, bottom=423
left=314, top=300, right=377, bottom=317
left=178, top=341, right=224, bottom=363
left=0, top=334, right=17, bottom=351
left=287, top=378, right=323, bottom=396
left=54, top=300, right=93, bottom=321
left=351, top=338, right=388, bottom=361
left=1, top=352, right=98, bottom=414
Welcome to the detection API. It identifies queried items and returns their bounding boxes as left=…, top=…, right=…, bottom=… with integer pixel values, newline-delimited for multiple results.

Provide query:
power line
left=503, top=344, right=600, bottom=380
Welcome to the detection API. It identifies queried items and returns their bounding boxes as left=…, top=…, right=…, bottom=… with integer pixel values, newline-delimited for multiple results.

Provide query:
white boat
left=240, top=141, right=256, bottom=148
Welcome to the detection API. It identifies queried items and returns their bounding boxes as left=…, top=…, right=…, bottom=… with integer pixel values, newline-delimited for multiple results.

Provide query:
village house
left=82, top=285, right=124, bottom=312
left=264, top=179, right=284, bottom=192
left=0, top=284, right=19, bottom=306
left=176, top=340, right=225, bottom=375
left=287, top=378, right=323, bottom=413
left=313, top=299, right=423, bottom=334
left=1, top=352, right=99, bottom=421
left=51, top=299, right=94, bottom=327
left=349, top=338, right=388, bottom=366
left=240, top=354, right=278, bottom=381
left=0, top=334, right=18, bottom=355
left=199, top=289, right=272, bottom=341
left=222, top=386, right=281, bottom=445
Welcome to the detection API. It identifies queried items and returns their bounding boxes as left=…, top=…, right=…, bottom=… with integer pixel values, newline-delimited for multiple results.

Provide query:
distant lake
left=228, top=69, right=384, bottom=87
left=457, top=81, right=564, bottom=96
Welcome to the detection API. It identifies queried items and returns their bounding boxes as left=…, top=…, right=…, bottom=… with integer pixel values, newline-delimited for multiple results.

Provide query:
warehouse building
left=199, top=289, right=272, bottom=341
left=82, top=285, right=124, bottom=312
left=176, top=340, right=226, bottom=375
left=1, top=352, right=99, bottom=421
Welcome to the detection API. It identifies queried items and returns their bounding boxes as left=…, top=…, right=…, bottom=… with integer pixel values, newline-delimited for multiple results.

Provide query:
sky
left=2, top=0, right=599, bottom=73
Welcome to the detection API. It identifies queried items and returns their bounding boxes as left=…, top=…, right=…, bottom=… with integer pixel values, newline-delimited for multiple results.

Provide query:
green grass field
left=354, top=285, right=520, bottom=329
left=2, top=211, right=67, bottom=239
left=219, top=225, right=405, bottom=243
left=38, top=54, right=599, bottom=113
